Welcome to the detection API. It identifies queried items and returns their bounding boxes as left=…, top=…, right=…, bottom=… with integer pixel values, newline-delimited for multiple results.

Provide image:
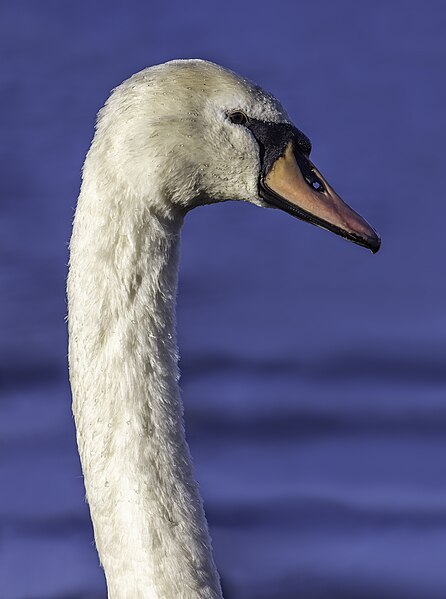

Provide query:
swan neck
left=68, top=180, right=222, bottom=599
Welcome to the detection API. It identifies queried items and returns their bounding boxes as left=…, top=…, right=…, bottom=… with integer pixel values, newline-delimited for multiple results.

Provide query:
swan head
left=93, top=59, right=380, bottom=253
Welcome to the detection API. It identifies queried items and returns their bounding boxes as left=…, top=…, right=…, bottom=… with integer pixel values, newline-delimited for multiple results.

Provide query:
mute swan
left=67, top=59, right=380, bottom=599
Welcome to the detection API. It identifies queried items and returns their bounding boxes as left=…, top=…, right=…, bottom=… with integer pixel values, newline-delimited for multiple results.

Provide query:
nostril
left=296, top=150, right=326, bottom=193
left=305, top=176, right=325, bottom=193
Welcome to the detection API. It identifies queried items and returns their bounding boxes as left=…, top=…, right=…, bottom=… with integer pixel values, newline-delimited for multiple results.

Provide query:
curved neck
left=68, top=174, right=222, bottom=599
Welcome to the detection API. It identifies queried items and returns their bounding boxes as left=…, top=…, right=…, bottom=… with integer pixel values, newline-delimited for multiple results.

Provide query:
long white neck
left=68, top=156, right=223, bottom=599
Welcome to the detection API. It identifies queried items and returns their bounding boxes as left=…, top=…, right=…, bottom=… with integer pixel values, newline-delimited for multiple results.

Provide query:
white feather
left=67, top=59, right=287, bottom=599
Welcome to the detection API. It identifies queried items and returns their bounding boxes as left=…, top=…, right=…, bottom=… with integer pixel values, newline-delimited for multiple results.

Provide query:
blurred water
left=1, top=1, right=446, bottom=598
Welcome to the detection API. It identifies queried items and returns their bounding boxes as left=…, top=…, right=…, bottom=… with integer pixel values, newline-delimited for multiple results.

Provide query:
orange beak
left=260, top=141, right=381, bottom=253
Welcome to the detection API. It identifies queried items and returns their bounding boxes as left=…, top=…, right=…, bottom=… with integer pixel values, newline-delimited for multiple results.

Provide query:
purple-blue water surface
left=1, top=1, right=446, bottom=597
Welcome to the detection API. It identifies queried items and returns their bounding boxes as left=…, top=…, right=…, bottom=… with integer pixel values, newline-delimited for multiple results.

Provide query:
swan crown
left=86, top=59, right=289, bottom=214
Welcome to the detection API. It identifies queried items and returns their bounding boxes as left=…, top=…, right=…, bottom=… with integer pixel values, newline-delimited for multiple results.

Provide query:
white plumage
left=68, top=58, right=379, bottom=599
left=68, top=60, right=288, bottom=599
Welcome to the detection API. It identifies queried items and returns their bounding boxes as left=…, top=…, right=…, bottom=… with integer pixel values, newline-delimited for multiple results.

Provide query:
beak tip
left=368, top=232, right=381, bottom=254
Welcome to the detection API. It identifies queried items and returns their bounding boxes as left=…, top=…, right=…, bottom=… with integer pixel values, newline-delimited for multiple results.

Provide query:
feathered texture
left=67, top=59, right=287, bottom=599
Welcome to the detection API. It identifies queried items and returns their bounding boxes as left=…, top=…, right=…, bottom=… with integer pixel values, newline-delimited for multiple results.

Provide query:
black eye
left=229, top=111, right=248, bottom=126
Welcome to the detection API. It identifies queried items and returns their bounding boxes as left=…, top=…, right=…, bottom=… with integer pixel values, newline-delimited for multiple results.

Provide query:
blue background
left=2, top=1, right=446, bottom=597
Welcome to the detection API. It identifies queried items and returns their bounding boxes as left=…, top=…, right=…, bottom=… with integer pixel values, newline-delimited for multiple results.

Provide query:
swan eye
left=229, top=111, right=248, bottom=126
